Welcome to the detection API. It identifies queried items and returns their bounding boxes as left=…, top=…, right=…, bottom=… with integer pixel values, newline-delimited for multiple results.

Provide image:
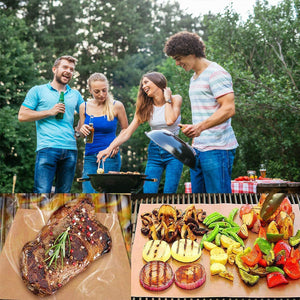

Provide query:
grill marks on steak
left=20, top=198, right=112, bottom=297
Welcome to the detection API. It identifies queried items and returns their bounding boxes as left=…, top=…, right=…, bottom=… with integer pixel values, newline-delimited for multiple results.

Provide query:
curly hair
left=164, top=31, right=206, bottom=58
left=135, top=72, right=167, bottom=123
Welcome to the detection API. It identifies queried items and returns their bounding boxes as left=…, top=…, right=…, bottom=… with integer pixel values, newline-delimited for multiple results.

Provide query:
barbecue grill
left=131, top=192, right=300, bottom=300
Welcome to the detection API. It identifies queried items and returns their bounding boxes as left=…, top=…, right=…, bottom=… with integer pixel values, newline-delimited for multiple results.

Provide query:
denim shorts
left=190, top=148, right=236, bottom=193
left=82, top=152, right=121, bottom=193
left=144, top=141, right=183, bottom=193
left=34, top=147, right=77, bottom=193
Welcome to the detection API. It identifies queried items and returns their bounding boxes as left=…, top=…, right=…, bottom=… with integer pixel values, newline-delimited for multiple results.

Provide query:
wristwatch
left=166, top=99, right=172, bottom=104
left=75, top=131, right=81, bottom=138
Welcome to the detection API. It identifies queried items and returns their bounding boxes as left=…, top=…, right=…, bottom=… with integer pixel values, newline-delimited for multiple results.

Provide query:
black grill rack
left=131, top=193, right=300, bottom=300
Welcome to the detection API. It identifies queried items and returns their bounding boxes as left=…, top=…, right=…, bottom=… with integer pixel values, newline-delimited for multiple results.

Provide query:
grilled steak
left=20, top=198, right=111, bottom=297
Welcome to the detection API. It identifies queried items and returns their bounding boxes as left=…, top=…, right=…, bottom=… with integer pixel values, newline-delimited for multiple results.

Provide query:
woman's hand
left=97, top=148, right=112, bottom=163
left=110, top=146, right=120, bottom=157
left=80, top=124, right=92, bottom=137
left=163, top=87, right=172, bottom=102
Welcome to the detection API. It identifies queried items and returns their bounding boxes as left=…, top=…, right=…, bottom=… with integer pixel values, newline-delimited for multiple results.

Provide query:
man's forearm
left=18, top=106, right=53, bottom=122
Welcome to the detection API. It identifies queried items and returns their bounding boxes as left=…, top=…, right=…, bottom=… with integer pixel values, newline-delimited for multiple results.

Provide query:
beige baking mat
left=131, top=203, right=300, bottom=298
left=0, top=209, right=130, bottom=300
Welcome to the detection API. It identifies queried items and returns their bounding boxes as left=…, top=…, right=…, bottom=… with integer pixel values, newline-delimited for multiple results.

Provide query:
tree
left=0, top=11, right=39, bottom=192
left=202, top=0, right=300, bottom=181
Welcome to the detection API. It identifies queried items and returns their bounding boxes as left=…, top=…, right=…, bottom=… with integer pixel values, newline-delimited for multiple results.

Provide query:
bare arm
left=18, top=103, right=65, bottom=122
left=181, top=92, right=235, bottom=138
left=164, top=88, right=182, bottom=125
left=97, top=116, right=140, bottom=162
left=77, top=103, right=91, bottom=137
left=115, top=101, right=129, bottom=131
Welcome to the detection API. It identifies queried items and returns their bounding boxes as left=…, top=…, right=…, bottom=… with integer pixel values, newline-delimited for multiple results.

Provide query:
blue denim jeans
left=144, top=141, right=183, bottom=193
left=190, top=148, right=236, bottom=193
left=34, top=148, right=77, bottom=193
left=82, top=152, right=121, bottom=193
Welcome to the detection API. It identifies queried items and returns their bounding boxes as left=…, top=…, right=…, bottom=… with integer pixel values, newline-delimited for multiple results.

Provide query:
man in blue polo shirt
left=18, top=55, right=84, bottom=193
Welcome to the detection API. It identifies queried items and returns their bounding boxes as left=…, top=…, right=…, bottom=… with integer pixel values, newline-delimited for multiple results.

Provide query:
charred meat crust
left=20, top=198, right=111, bottom=297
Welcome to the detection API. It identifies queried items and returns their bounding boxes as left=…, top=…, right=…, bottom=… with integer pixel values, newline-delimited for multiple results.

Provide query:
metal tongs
left=96, top=160, right=105, bottom=174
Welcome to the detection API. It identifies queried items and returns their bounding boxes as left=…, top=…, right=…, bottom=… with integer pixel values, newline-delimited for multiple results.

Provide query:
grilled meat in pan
left=20, top=198, right=111, bottom=297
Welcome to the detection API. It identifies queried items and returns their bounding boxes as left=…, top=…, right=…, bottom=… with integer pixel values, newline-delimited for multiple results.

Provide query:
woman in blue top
left=97, top=72, right=183, bottom=193
left=78, top=73, right=128, bottom=193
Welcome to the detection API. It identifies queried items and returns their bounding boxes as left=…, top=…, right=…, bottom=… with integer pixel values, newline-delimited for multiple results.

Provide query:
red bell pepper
left=258, top=258, right=268, bottom=267
left=267, top=272, right=289, bottom=288
left=290, top=248, right=300, bottom=261
left=241, top=244, right=262, bottom=267
left=273, top=240, right=291, bottom=265
left=258, top=226, right=267, bottom=239
left=284, top=257, right=300, bottom=279
left=279, top=197, right=293, bottom=215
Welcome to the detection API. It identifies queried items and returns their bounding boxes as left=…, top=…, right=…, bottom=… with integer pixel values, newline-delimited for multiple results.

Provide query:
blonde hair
left=136, top=72, right=167, bottom=123
left=87, top=73, right=115, bottom=121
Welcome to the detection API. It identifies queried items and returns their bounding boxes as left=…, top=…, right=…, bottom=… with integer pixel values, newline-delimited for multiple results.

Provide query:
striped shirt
left=189, top=62, right=238, bottom=151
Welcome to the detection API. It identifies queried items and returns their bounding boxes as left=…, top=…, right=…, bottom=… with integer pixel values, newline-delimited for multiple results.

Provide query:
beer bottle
left=55, top=91, right=65, bottom=120
left=86, top=115, right=94, bottom=143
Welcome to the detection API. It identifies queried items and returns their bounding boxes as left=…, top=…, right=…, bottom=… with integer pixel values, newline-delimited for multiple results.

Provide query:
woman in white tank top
left=97, top=72, right=184, bottom=193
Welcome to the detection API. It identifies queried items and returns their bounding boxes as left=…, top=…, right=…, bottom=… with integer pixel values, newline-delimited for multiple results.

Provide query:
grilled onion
left=175, top=263, right=206, bottom=290
left=139, top=261, right=174, bottom=291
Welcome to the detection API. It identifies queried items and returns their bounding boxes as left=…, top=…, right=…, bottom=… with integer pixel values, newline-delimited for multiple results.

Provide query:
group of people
left=18, top=31, right=238, bottom=194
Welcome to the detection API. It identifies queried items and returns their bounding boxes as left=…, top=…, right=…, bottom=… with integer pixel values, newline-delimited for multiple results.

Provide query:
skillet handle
left=77, top=177, right=91, bottom=182
left=143, top=178, right=157, bottom=182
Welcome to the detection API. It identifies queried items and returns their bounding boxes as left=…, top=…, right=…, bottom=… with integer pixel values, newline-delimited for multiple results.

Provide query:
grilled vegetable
left=175, top=264, right=206, bottom=290
left=142, top=240, right=171, bottom=262
left=239, top=269, right=260, bottom=286
left=266, top=272, right=288, bottom=288
left=210, top=262, right=226, bottom=275
left=203, top=212, right=224, bottom=226
left=284, top=256, right=300, bottom=279
left=289, top=229, right=300, bottom=247
left=266, top=266, right=285, bottom=275
left=254, top=237, right=272, bottom=255
left=220, top=235, right=236, bottom=248
left=219, top=270, right=234, bottom=281
left=241, top=244, right=262, bottom=267
left=139, top=261, right=174, bottom=291
left=203, top=241, right=217, bottom=251
left=273, top=240, right=291, bottom=266
left=171, top=239, right=202, bottom=263
left=237, top=223, right=248, bottom=240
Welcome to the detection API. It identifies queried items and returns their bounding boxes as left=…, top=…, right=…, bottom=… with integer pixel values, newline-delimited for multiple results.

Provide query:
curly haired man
left=164, top=31, right=238, bottom=193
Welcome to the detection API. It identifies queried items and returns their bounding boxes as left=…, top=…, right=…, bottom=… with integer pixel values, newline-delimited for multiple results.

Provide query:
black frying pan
left=145, top=129, right=196, bottom=169
left=77, top=173, right=157, bottom=193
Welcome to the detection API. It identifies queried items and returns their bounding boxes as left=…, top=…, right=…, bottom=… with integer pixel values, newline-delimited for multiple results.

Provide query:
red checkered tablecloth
left=231, top=179, right=286, bottom=193
left=231, top=180, right=257, bottom=193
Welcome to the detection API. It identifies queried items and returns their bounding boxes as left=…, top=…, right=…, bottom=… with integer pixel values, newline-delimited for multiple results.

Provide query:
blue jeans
left=190, top=148, right=236, bottom=193
left=34, top=148, right=77, bottom=193
left=144, top=141, right=183, bottom=193
left=82, top=152, right=121, bottom=193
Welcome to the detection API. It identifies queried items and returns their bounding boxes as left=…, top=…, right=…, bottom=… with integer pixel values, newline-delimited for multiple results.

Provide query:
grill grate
left=131, top=193, right=300, bottom=300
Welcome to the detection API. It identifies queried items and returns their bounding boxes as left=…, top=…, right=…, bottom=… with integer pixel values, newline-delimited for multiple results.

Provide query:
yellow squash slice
left=142, top=240, right=171, bottom=262
left=171, top=239, right=202, bottom=263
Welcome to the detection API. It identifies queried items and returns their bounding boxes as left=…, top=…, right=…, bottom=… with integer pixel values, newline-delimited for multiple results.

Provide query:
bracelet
left=166, top=99, right=172, bottom=104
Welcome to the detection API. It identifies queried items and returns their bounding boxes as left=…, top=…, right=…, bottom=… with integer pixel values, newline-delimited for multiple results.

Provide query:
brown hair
left=53, top=55, right=78, bottom=67
left=135, top=72, right=167, bottom=123
left=164, top=31, right=206, bottom=58
left=87, top=73, right=115, bottom=121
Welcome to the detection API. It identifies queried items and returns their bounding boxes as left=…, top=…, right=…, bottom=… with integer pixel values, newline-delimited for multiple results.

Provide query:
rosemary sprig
left=44, top=227, right=71, bottom=268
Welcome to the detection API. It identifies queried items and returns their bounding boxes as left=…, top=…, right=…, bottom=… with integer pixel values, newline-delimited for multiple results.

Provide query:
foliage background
left=0, top=0, right=299, bottom=193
